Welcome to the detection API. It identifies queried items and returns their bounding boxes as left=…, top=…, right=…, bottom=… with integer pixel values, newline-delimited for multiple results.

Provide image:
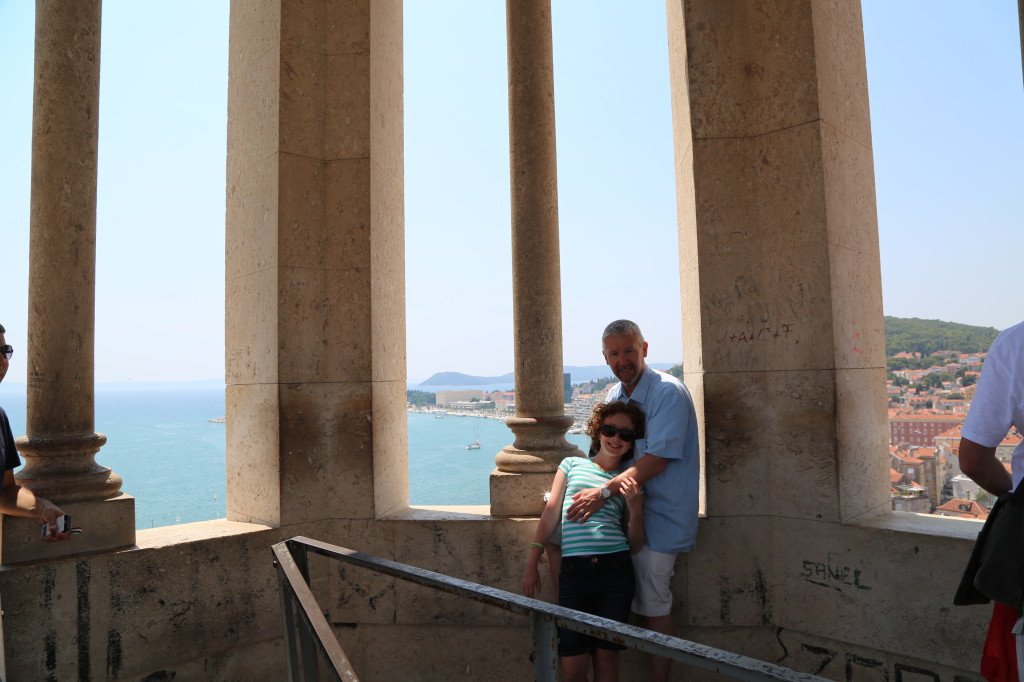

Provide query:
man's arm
left=959, top=437, right=1012, bottom=496
left=1, top=470, right=71, bottom=541
left=609, top=454, right=668, bottom=492
left=564, top=453, right=668, bottom=522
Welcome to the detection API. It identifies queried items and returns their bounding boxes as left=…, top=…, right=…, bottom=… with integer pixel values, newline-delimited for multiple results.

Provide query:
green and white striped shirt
left=558, top=457, right=630, bottom=557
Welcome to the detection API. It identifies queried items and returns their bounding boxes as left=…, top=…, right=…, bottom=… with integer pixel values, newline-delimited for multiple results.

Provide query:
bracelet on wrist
left=530, top=542, right=545, bottom=549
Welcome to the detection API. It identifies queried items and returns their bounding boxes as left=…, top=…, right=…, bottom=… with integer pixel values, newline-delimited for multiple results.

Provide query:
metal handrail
left=272, top=536, right=828, bottom=682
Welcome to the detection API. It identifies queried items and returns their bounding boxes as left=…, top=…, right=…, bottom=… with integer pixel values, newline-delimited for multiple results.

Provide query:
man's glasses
left=0, top=345, right=12, bottom=360
left=599, top=423, right=638, bottom=442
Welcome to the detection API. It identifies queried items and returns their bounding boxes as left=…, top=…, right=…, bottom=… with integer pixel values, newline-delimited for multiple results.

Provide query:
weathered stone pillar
left=665, top=0, right=891, bottom=630
left=1, top=0, right=136, bottom=564
left=666, top=0, right=889, bottom=526
left=491, top=0, right=580, bottom=516
left=226, top=0, right=406, bottom=526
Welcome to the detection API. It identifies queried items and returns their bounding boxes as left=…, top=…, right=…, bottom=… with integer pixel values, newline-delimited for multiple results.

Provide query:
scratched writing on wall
left=782, top=638, right=975, bottom=681
left=800, top=558, right=872, bottom=592
left=725, top=324, right=793, bottom=344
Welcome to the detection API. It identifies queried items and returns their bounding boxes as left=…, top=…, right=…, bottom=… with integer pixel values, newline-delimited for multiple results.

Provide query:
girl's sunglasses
left=599, top=424, right=638, bottom=442
left=0, top=345, right=12, bottom=360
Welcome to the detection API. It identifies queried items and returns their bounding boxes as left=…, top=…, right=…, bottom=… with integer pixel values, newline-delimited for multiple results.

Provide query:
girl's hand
left=523, top=565, right=542, bottom=598
left=619, top=476, right=640, bottom=500
left=620, top=476, right=644, bottom=513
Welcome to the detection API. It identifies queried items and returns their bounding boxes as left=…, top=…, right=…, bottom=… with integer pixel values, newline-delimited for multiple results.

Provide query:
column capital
left=495, top=416, right=578, bottom=472
left=492, top=416, right=582, bottom=515
left=14, top=433, right=122, bottom=502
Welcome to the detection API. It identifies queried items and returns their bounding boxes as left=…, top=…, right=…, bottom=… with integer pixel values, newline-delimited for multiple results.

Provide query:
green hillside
left=884, top=316, right=1000, bottom=356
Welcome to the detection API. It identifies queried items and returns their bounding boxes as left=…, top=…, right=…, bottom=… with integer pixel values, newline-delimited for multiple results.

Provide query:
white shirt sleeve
left=962, top=330, right=1022, bottom=447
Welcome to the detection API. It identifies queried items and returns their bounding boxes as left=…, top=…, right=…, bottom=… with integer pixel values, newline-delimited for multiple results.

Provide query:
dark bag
left=954, top=483, right=1024, bottom=609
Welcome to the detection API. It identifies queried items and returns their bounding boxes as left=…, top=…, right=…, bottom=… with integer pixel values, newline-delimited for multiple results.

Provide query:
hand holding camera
left=40, top=513, right=80, bottom=541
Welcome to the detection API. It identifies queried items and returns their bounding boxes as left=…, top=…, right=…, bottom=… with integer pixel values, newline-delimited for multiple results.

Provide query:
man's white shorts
left=631, top=545, right=678, bottom=617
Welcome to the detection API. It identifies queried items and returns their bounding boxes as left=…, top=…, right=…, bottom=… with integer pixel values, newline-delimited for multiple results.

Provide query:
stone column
left=665, top=1, right=891, bottom=631
left=666, top=0, right=889, bottom=525
left=491, top=0, right=580, bottom=516
left=225, top=0, right=406, bottom=526
left=1, top=0, right=135, bottom=565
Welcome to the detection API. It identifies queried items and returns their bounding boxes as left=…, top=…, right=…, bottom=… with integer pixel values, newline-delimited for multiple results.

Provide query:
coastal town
left=409, top=349, right=1016, bottom=521
left=885, top=349, right=1017, bottom=520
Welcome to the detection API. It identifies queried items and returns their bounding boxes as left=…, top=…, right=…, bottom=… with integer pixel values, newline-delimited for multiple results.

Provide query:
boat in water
left=465, top=423, right=481, bottom=449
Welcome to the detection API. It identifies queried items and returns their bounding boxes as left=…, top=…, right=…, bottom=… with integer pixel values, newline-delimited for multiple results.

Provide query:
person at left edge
left=0, top=323, right=71, bottom=542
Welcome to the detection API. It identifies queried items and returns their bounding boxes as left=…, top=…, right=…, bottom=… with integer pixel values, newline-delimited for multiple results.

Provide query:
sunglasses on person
left=599, top=423, right=639, bottom=442
left=0, top=345, right=12, bottom=360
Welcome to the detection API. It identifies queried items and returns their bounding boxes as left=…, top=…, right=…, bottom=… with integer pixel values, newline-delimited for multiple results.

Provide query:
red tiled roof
left=1000, top=432, right=1024, bottom=447
left=914, top=447, right=937, bottom=460
left=936, top=498, right=990, bottom=520
left=889, top=413, right=963, bottom=422
left=890, top=447, right=924, bottom=465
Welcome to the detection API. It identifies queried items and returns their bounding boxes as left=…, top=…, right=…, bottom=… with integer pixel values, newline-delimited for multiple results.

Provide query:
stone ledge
left=384, top=505, right=497, bottom=521
left=846, top=509, right=983, bottom=542
left=136, top=517, right=277, bottom=550
left=4, top=508, right=978, bottom=565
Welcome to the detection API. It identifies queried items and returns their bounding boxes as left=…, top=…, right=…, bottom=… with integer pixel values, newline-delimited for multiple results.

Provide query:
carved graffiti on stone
left=800, top=556, right=873, bottom=592
left=725, top=323, right=793, bottom=344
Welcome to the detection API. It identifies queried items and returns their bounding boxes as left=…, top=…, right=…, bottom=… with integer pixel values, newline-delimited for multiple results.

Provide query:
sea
left=0, top=385, right=592, bottom=529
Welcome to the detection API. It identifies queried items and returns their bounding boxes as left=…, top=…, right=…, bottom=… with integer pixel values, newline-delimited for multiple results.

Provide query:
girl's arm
left=522, top=468, right=568, bottom=598
left=619, top=476, right=645, bottom=553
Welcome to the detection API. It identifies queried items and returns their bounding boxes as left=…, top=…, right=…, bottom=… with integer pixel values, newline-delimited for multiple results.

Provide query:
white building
left=435, top=389, right=485, bottom=407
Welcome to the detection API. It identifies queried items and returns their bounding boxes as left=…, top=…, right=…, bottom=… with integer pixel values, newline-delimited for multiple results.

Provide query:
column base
left=489, top=469, right=561, bottom=516
left=1, top=493, right=136, bottom=565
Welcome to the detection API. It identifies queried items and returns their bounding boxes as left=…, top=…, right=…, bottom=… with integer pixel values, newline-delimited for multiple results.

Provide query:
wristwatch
left=599, top=484, right=612, bottom=499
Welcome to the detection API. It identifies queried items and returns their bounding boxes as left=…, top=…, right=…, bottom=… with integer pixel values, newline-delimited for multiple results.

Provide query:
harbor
left=406, top=410, right=591, bottom=506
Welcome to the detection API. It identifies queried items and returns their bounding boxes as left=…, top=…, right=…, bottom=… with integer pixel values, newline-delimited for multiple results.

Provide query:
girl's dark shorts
left=557, top=550, right=635, bottom=657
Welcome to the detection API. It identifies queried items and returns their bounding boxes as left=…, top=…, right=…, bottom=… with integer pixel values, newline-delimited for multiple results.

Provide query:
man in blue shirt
left=566, top=319, right=699, bottom=681
left=0, top=323, right=70, bottom=542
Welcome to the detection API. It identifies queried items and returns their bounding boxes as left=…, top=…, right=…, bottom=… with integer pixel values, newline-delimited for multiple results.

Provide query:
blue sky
left=0, top=2, right=1021, bottom=384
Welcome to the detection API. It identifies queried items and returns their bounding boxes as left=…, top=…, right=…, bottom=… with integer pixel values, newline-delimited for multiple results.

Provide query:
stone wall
left=0, top=509, right=989, bottom=680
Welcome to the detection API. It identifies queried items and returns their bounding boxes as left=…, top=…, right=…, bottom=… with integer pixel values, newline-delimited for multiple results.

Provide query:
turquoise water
left=1, top=388, right=591, bottom=528
left=408, top=411, right=591, bottom=505
left=2, top=387, right=227, bottom=528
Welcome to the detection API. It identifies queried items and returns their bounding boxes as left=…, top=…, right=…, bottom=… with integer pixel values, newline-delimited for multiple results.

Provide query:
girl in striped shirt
left=522, top=401, right=645, bottom=682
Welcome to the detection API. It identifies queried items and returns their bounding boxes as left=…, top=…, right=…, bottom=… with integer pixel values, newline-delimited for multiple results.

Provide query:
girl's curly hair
left=584, top=401, right=646, bottom=454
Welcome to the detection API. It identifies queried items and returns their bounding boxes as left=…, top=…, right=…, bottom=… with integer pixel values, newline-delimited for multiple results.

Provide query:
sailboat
left=465, top=423, right=481, bottom=450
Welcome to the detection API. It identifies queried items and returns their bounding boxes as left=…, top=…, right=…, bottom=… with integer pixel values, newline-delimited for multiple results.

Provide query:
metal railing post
left=291, top=539, right=310, bottom=582
left=289, top=541, right=320, bottom=680
left=531, top=611, right=559, bottom=681
left=274, top=557, right=301, bottom=681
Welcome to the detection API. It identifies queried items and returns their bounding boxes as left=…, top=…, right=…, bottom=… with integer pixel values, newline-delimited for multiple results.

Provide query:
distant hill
left=417, top=363, right=678, bottom=388
left=418, top=371, right=515, bottom=387
left=884, top=316, right=1000, bottom=356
